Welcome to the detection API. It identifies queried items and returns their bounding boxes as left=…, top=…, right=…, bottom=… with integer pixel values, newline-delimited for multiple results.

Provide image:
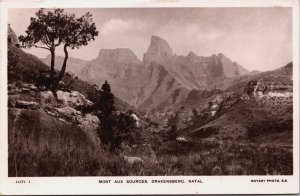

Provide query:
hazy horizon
left=9, top=8, right=292, bottom=72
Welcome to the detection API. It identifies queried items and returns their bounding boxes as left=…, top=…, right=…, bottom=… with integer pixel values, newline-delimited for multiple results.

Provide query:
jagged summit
left=148, top=35, right=173, bottom=55
left=217, top=53, right=226, bottom=58
left=143, top=35, right=173, bottom=64
left=97, top=48, right=141, bottom=64
left=187, top=51, right=197, bottom=58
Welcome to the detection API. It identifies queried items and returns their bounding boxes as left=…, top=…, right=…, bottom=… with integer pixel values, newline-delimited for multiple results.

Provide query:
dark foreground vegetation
left=9, top=120, right=292, bottom=176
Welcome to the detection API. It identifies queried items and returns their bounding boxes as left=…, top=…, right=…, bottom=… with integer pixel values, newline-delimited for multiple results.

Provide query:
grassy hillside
left=7, top=45, right=139, bottom=176
left=9, top=108, right=103, bottom=176
left=139, top=61, right=293, bottom=175
left=8, top=45, right=134, bottom=111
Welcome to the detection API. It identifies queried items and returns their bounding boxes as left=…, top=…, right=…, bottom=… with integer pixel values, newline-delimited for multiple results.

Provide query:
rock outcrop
left=8, top=24, right=18, bottom=45
left=120, top=143, right=158, bottom=164
left=8, top=82, right=101, bottom=148
left=40, top=90, right=92, bottom=108
left=80, top=48, right=145, bottom=106
left=243, top=79, right=293, bottom=99
left=15, top=100, right=39, bottom=110
left=97, top=48, right=141, bottom=64
left=143, top=35, right=173, bottom=65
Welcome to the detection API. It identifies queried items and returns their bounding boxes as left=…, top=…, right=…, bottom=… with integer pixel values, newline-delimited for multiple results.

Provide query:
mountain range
left=42, top=35, right=250, bottom=112
left=8, top=25, right=294, bottom=176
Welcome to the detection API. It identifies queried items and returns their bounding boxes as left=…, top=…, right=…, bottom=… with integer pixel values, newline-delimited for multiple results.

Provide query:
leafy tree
left=96, top=80, right=115, bottom=117
left=18, top=8, right=98, bottom=93
left=111, top=112, right=137, bottom=150
left=95, top=81, right=140, bottom=152
left=96, top=81, right=116, bottom=148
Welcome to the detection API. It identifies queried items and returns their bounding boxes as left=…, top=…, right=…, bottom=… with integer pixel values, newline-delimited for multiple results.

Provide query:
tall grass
left=9, top=109, right=293, bottom=177
left=9, top=108, right=105, bottom=176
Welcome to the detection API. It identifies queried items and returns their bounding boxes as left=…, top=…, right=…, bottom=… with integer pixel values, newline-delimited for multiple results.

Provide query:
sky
left=8, top=7, right=292, bottom=71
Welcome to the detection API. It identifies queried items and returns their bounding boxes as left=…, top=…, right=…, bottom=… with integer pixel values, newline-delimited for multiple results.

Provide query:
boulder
left=15, top=100, right=39, bottom=110
left=22, top=83, right=38, bottom=91
left=130, top=113, right=141, bottom=127
left=40, top=90, right=92, bottom=108
left=85, top=113, right=100, bottom=124
left=54, top=106, right=99, bottom=131
left=78, top=114, right=99, bottom=132
left=45, top=110, right=57, bottom=117
left=21, top=88, right=30, bottom=93
left=121, top=143, right=157, bottom=164
left=123, top=156, right=145, bottom=165
left=40, top=91, right=57, bottom=105
left=176, top=136, right=189, bottom=142
left=56, top=106, right=81, bottom=116
left=57, top=90, right=92, bottom=107
left=55, top=106, right=81, bottom=123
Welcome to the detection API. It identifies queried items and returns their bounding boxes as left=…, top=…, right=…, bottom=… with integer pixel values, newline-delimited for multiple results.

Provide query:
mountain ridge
left=41, top=35, right=251, bottom=112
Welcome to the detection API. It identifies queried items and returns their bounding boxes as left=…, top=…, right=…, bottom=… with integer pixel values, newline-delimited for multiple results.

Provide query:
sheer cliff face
left=84, top=48, right=142, bottom=78
left=141, top=36, right=250, bottom=91
left=80, top=47, right=183, bottom=110
left=71, top=35, right=250, bottom=111
left=143, top=35, right=173, bottom=65
left=97, top=48, right=141, bottom=65
left=80, top=48, right=145, bottom=107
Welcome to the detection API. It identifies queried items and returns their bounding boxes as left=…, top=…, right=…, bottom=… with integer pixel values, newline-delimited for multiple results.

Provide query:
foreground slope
left=184, top=62, right=293, bottom=146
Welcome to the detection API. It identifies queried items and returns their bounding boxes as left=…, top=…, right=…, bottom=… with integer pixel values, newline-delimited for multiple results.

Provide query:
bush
left=247, top=118, right=292, bottom=137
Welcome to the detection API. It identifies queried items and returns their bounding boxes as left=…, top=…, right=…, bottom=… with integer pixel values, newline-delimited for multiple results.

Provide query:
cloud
left=184, top=23, right=224, bottom=41
left=9, top=8, right=292, bottom=71
left=100, top=19, right=147, bottom=36
left=101, top=19, right=131, bottom=35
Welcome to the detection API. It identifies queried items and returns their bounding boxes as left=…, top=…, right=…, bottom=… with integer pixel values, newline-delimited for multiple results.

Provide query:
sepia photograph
left=0, top=0, right=299, bottom=194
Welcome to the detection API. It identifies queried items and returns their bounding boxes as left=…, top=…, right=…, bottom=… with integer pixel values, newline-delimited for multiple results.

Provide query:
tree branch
left=55, top=39, right=62, bottom=47
left=33, top=45, right=50, bottom=51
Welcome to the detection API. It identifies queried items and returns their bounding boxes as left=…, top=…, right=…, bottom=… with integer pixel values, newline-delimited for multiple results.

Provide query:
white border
left=0, top=0, right=299, bottom=195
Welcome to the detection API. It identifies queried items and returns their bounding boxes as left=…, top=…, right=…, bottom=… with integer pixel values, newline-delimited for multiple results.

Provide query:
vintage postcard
left=0, top=0, right=299, bottom=195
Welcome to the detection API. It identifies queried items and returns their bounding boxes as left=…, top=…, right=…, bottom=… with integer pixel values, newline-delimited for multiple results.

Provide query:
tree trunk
left=50, top=49, right=55, bottom=86
left=51, top=44, right=69, bottom=95
left=57, top=44, right=69, bottom=81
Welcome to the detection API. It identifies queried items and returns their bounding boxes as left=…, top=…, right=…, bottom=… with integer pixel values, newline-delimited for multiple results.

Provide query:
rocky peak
left=147, top=35, right=173, bottom=56
left=217, top=53, right=226, bottom=59
left=8, top=24, right=18, bottom=45
left=143, top=35, right=173, bottom=64
left=216, top=53, right=232, bottom=65
left=187, top=51, right=198, bottom=59
left=214, top=53, right=249, bottom=77
left=186, top=51, right=206, bottom=63
left=97, top=48, right=141, bottom=64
